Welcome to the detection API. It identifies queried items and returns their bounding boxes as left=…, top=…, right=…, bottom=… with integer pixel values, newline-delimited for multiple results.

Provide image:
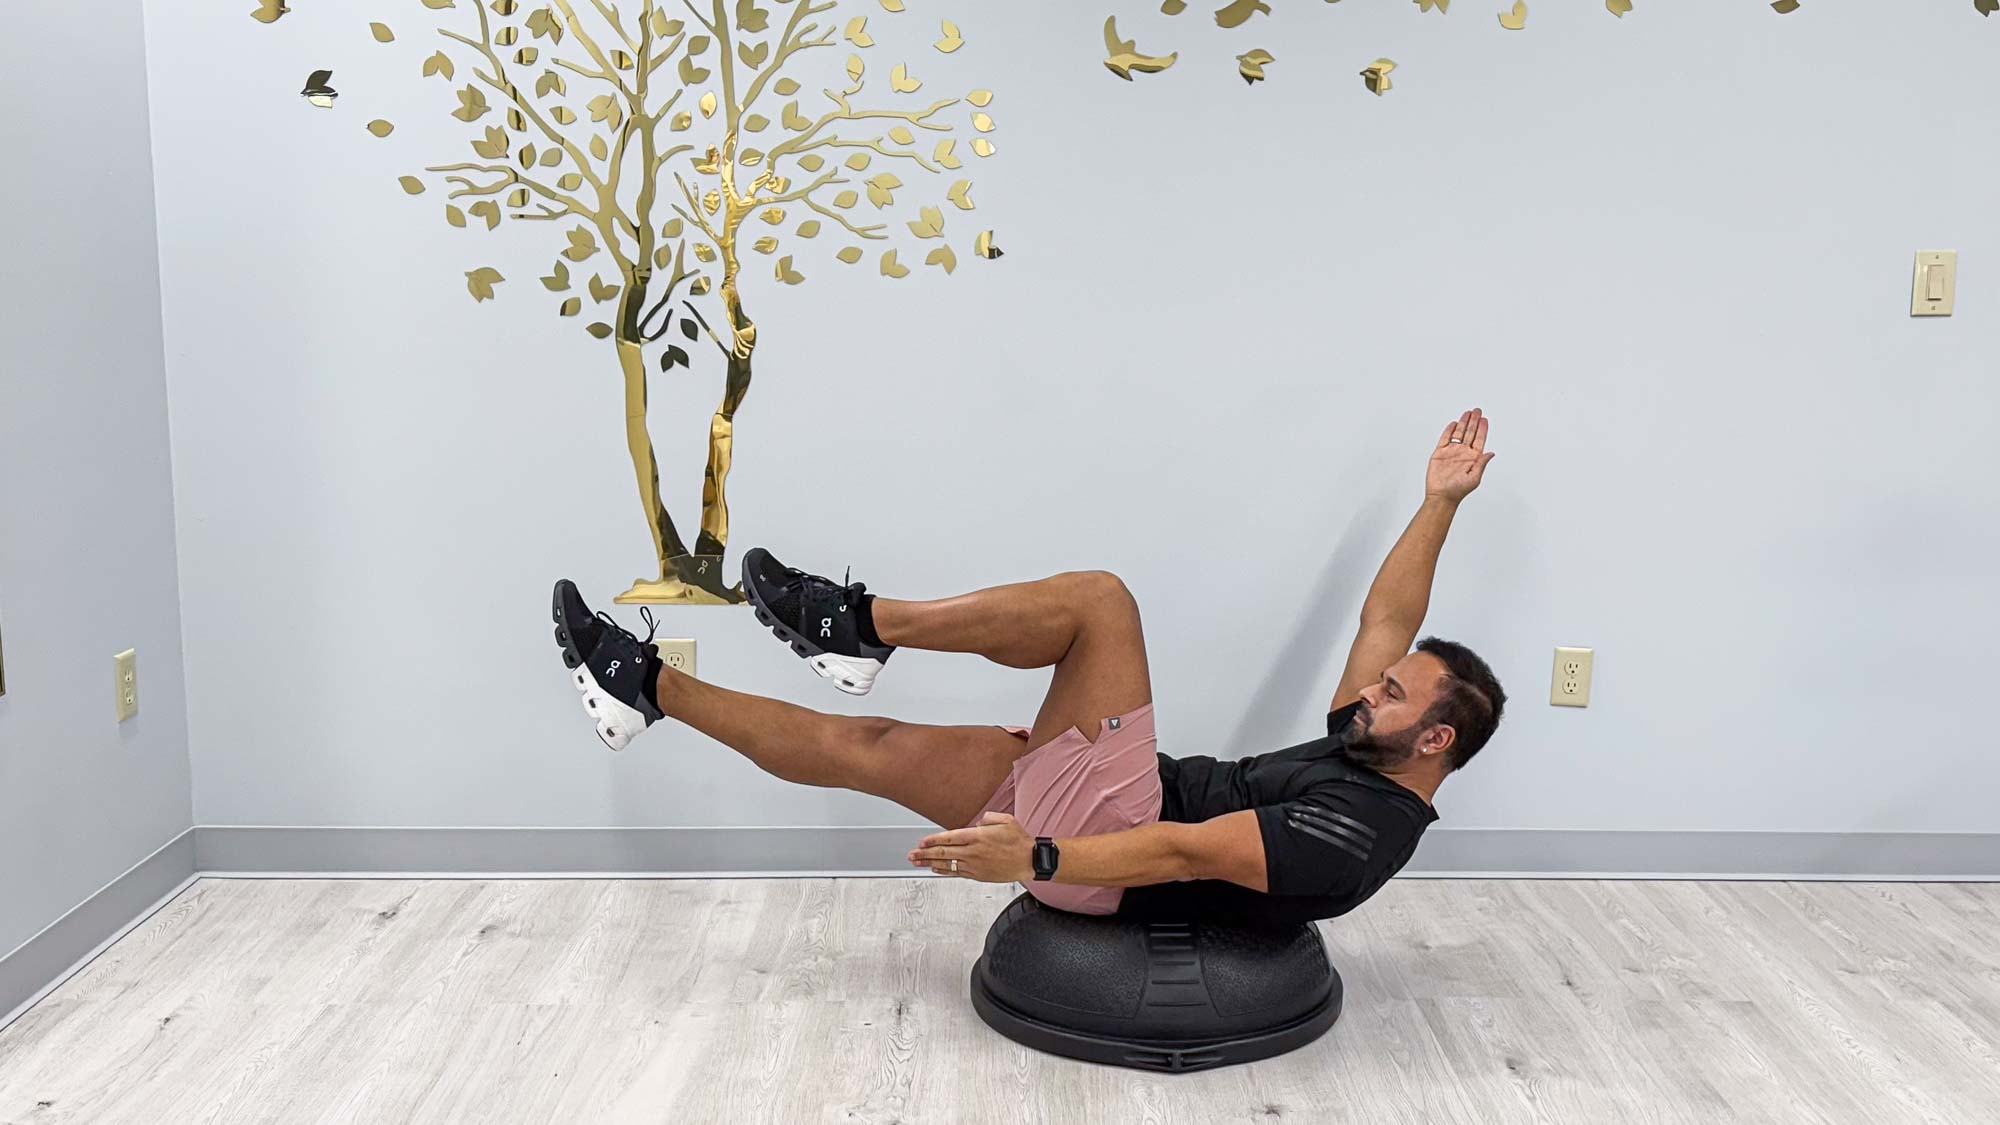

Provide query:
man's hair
left=1414, top=637, right=1506, bottom=771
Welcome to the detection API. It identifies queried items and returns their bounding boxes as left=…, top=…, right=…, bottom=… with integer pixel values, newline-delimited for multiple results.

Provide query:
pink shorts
left=967, top=702, right=1164, bottom=916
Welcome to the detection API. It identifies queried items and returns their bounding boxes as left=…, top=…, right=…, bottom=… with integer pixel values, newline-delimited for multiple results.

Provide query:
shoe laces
left=596, top=606, right=660, bottom=650
left=786, top=564, right=866, bottom=609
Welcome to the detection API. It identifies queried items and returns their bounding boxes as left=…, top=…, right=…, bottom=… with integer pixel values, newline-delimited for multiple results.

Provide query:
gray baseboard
left=194, top=824, right=2000, bottom=881
left=2, top=830, right=198, bottom=1031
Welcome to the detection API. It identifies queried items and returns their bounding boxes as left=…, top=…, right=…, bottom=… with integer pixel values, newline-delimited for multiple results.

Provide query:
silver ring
left=949, top=859, right=959, bottom=873
left=1450, top=438, right=1463, bottom=444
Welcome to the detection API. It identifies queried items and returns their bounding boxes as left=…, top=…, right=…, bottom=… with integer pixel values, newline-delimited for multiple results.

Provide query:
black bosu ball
left=969, top=892, right=1343, bottom=1073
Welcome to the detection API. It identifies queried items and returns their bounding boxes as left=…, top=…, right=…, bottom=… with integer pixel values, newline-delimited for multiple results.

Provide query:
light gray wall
left=0, top=1, right=192, bottom=959
left=145, top=1, right=1998, bottom=837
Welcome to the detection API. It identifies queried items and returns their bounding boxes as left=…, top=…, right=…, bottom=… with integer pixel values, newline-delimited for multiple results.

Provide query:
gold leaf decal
left=760, top=207, right=787, bottom=224
left=520, top=143, right=538, bottom=169
left=367, top=119, right=396, bottom=137
left=694, top=149, right=721, bottom=174
left=783, top=102, right=813, bottom=131
left=1361, top=58, right=1396, bottom=95
left=891, top=64, right=922, bottom=93
left=700, top=91, right=719, bottom=118
left=446, top=204, right=468, bottom=228
left=564, top=226, right=599, bottom=261
left=470, top=201, right=501, bottom=229
left=936, top=21, right=964, bottom=53
left=969, top=90, right=993, bottom=108
left=946, top=179, right=974, bottom=210
left=1499, top=1, right=1528, bottom=28
left=866, top=173, right=903, bottom=208
left=251, top=0, right=291, bottom=24
left=1771, top=0, right=1800, bottom=10
left=694, top=243, right=717, bottom=262
left=399, top=176, right=427, bottom=195
left=890, top=126, right=915, bottom=146
left=673, top=111, right=693, bottom=131
left=798, top=153, right=826, bottom=172
left=881, top=0, right=905, bottom=11
left=971, top=138, right=995, bottom=158
left=680, top=56, right=712, bottom=85
left=935, top=140, right=961, bottom=170
left=558, top=173, right=583, bottom=190
left=738, top=0, right=770, bottom=33
left=1606, top=0, right=1632, bottom=14
left=654, top=246, right=673, bottom=269
left=1164, top=0, right=1187, bottom=12
left=422, top=0, right=456, bottom=7
left=1237, top=49, right=1273, bottom=85
left=775, top=256, right=805, bottom=285
left=551, top=106, right=576, bottom=125
left=454, top=85, right=490, bottom=122
left=971, top=112, right=994, bottom=132
left=610, top=49, right=634, bottom=69
left=493, top=0, right=519, bottom=14
left=508, top=187, right=530, bottom=208
left=1218, top=0, right=1271, bottom=26
left=1104, top=17, right=1178, bottom=81
left=662, top=218, right=685, bottom=238
left=586, top=322, right=613, bottom=339
left=689, top=34, right=712, bottom=55
left=745, top=113, right=770, bottom=132
left=526, top=8, right=564, bottom=41
left=1979, top=0, right=1999, bottom=14
left=515, top=47, right=540, bottom=65
left=845, top=153, right=873, bottom=171
left=690, top=276, right=712, bottom=295
left=753, top=236, right=779, bottom=254
left=424, top=52, right=455, bottom=79
left=907, top=205, right=945, bottom=239
left=559, top=297, right=581, bottom=316
left=847, top=54, right=866, bottom=83
left=496, top=26, right=519, bottom=46
left=589, top=274, right=620, bottom=302
left=975, top=230, right=1003, bottom=259
left=775, top=75, right=801, bottom=94
left=541, top=261, right=572, bottom=291
left=589, top=94, right=624, bottom=130
left=926, top=245, right=957, bottom=274
left=540, top=147, right=561, bottom=167
left=845, top=17, right=874, bottom=46
left=508, top=108, right=527, bottom=132
left=537, top=70, right=566, bottom=98
left=1415, top=0, right=1450, bottom=11
left=590, top=135, right=609, bottom=160
left=880, top=249, right=910, bottom=278
left=797, top=220, right=822, bottom=238
left=370, top=22, right=395, bottom=43
left=836, top=246, right=864, bottom=264
left=703, top=191, right=721, bottom=215
left=473, top=126, right=509, bottom=159
left=466, top=267, right=505, bottom=301
left=740, top=41, right=769, bottom=68
left=652, top=9, right=675, bottom=36
left=833, top=190, right=859, bottom=209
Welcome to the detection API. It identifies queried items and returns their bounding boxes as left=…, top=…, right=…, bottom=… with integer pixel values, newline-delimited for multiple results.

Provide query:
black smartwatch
left=1031, top=836, right=1060, bottom=881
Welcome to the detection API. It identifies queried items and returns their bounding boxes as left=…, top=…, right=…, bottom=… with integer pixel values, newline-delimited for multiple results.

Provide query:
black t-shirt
left=1118, top=702, right=1438, bottom=928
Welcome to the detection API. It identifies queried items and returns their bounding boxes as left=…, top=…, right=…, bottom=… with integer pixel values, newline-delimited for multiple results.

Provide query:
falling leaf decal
left=1606, top=0, right=1633, bottom=14
left=251, top=0, right=291, bottom=24
left=446, top=205, right=468, bottom=228
left=1361, top=58, right=1396, bottom=95
left=752, top=236, right=779, bottom=255
left=935, top=140, right=962, bottom=169
left=590, top=274, right=621, bottom=303
left=1216, top=0, right=1271, bottom=28
left=423, top=52, right=456, bottom=80
left=975, top=230, right=1003, bottom=259
left=564, top=226, right=599, bottom=261
left=971, top=112, right=994, bottom=132
left=969, top=90, right=994, bottom=108
left=847, top=55, right=866, bottom=83
left=866, top=173, right=903, bottom=208
left=466, top=267, right=505, bottom=301
left=1771, top=0, right=1800, bottom=10
left=837, top=247, right=864, bottom=264
left=880, top=249, right=910, bottom=278
left=542, top=261, right=572, bottom=291
left=1237, top=49, right=1274, bottom=85
left=926, top=245, right=958, bottom=274
left=881, top=0, right=905, bottom=11
left=700, top=91, right=719, bottom=118
left=946, top=180, right=974, bottom=210
left=367, top=119, right=396, bottom=137
left=797, top=220, right=822, bottom=238
left=1499, top=1, right=1528, bottom=29
left=936, top=21, right=964, bottom=52
left=891, top=64, right=923, bottom=93
left=470, top=200, right=501, bottom=230
left=586, top=323, right=613, bottom=339
left=559, top=297, right=581, bottom=316
left=833, top=190, right=860, bottom=208
left=971, top=139, right=995, bottom=158
left=453, top=86, right=490, bottom=122
left=760, top=207, right=787, bottom=224
left=370, top=22, right=395, bottom=43
left=398, top=176, right=426, bottom=195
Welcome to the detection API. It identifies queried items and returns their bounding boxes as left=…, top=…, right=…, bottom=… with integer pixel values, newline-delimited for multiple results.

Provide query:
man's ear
left=1420, top=724, right=1456, bottom=760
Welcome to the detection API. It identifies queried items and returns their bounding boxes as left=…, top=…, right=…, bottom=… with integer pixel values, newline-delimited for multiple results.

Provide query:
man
left=552, top=409, right=1506, bottom=928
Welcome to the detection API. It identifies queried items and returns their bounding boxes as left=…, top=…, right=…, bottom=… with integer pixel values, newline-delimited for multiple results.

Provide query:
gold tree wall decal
left=272, top=0, right=1000, bottom=604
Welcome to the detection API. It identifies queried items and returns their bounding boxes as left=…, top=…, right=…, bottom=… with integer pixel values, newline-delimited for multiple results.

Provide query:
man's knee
left=1055, top=570, right=1139, bottom=622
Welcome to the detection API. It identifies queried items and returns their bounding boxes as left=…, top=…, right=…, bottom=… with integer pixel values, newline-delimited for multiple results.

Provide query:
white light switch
left=1912, top=251, right=1957, bottom=317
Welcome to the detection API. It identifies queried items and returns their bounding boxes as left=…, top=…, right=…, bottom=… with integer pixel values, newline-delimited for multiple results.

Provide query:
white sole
left=571, top=666, right=649, bottom=751
left=808, top=652, right=886, bottom=696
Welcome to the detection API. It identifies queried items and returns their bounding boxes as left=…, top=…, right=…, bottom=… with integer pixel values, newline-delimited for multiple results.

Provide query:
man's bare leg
left=657, top=570, right=1153, bottom=829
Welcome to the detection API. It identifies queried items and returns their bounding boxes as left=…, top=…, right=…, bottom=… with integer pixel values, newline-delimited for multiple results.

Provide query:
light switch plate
left=1912, top=251, right=1957, bottom=317
left=115, top=649, right=138, bottom=721
left=1551, top=647, right=1593, bottom=708
left=654, top=638, right=696, bottom=679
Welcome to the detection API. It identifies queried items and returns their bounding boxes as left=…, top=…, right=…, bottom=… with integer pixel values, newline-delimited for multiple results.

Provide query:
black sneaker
left=551, top=579, right=663, bottom=751
left=742, top=547, right=893, bottom=696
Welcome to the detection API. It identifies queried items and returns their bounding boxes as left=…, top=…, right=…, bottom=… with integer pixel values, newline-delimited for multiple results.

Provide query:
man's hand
left=909, top=812, right=1035, bottom=884
left=1426, top=407, right=1495, bottom=503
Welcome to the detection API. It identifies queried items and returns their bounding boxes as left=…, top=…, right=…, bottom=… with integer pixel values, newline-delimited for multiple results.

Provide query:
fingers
left=916, top=828, right=973, bottom=848
left=1436, top=420, right=1459, bottom=449
left=1470, top=411, right=1489, bottom=453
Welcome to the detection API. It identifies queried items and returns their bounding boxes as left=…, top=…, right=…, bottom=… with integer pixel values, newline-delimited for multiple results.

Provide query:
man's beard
left=1337, top=712, right=1423, bottom=771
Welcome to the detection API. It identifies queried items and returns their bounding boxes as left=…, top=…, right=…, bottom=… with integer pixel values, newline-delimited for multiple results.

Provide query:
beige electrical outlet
left=1912, top=251, right=1957, bottom=317
left=654, top=638, right=696, bottom=679
left=1551, top=647, right=1593, bottom=708
left=115, top=649, right=138, bottom=721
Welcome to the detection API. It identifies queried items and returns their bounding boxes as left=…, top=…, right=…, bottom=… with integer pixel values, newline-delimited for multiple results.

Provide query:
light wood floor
left=2, top=877, right=1997, bottom=1124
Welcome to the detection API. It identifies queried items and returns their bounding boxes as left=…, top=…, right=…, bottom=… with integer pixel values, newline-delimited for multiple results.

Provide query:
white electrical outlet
left=1550, top=647, right=1592, bottom=708
left=114, top=649, right=139, bottom=721
left=654, top=638, right=696, bottom=679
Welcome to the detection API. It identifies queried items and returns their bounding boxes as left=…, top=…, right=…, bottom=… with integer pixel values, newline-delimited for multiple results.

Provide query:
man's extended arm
left=1331, top=408, right=1493, bottom=711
